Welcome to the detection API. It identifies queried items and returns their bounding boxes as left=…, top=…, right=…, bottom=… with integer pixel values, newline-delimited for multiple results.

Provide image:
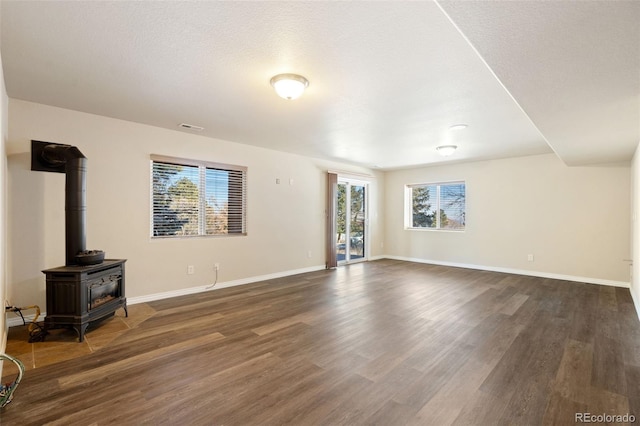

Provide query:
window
left=406, top=181, right=465, bottom=230
left=151, top=155, right=247, bottom=237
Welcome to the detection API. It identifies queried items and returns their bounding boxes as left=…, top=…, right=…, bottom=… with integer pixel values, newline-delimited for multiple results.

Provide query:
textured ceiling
left=439, top=0, right=640, bottom=166
left=1, top=1, right=638, bottom=169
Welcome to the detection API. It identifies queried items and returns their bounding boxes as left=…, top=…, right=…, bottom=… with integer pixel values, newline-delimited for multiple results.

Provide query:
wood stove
left=32, top=140, right=127, bottom=342
left=43, top=259, right=127, bottom=342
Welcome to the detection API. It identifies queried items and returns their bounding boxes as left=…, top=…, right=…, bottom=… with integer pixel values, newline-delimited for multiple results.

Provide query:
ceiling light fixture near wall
left=449, top=124, right=468, bottom=131
left=270, top=73, right=309, bottom=100
left=436, top=145, right=457, bottom=157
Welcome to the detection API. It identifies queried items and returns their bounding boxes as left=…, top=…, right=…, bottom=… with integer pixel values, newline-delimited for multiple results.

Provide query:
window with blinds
left=151, top=155, right=247, bottom=238
left=406, top=181, right=465, bottom=230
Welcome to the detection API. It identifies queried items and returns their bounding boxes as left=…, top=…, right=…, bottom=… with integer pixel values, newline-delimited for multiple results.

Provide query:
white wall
left=385, top=154, right=631, bottom=285
left=0, top=37, right=9, bottom=362
left=631, top=143, right=640, bottom=306
left=6, top=99, right=384, bottom=309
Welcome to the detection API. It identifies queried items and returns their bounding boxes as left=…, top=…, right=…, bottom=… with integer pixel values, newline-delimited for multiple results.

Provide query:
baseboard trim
left=0, top=322, right=5, bottom=378
left=1, top=319, right=6, bottom=371
left=368, top=255, right=386, bottom=261
left=6, top=311, right=42, bottom=328
left=381, top=255, right=630, bottom=288
left=127, top=264, right=327, bottom=305
left=629, top=283, right=640, bottom=322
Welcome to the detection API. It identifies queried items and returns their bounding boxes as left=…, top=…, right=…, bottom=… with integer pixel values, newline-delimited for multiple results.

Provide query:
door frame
left=337, top=177, right=369, bottom=266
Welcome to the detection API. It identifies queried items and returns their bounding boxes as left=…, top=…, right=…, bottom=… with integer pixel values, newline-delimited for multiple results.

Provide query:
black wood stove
left=32, top=140, right=127, bottom=342
left=43, top=260, right=127, bottom=342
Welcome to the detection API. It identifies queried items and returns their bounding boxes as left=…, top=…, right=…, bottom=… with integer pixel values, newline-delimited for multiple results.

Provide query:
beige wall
left=3, top=98, right=634, bottom=323
left=384, top=154, right=631, bottom=284
left=6, top=99, right=384, bottom=309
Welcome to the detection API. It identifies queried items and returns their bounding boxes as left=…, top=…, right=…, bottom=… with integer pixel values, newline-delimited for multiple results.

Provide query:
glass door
left=336, top=179, right=367, bottom=265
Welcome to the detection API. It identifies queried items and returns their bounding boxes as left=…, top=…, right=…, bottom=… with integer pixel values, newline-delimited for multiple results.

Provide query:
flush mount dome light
left=436, top=145, right=457, bottom=157
left=449, top=124, right=468, bottom=131
left=270, top=73, right=309, bottom=100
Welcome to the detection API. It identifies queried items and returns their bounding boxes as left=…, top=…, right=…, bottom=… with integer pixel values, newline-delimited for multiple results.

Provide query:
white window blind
left=151, top=155, right=247, bottom=238
left=406, top=181, right=465, bottom=230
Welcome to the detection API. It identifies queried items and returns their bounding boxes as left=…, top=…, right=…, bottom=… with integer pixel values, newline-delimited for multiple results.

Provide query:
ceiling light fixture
left=449, top=124, right=468, bottom=131
left=436, top=145, right=457, bottom=157
left=270, top=73, right=309, bottom=100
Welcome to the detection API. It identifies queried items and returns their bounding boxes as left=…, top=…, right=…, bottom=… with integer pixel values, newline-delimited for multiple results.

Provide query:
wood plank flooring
left=2, top=259, right=640, bottom=425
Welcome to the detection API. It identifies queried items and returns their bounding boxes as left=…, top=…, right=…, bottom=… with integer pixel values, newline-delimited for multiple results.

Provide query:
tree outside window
left=409, top=182, right=465, bottom=230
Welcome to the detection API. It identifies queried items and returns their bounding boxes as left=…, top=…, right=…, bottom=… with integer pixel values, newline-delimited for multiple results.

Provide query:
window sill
left=405, top=227, right=465, bottom=233
left=150, top=233, right=247, bottom=240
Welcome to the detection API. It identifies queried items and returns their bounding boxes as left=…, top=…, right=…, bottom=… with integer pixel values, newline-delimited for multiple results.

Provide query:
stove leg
left=123, top=302, right=129, bottom=318
left=75, top=324, right=89, bottom=343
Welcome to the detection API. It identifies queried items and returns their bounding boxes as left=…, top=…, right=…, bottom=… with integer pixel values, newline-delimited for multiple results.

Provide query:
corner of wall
left=0, top=32, right=8, bottom=372
left=630, top=140, right=640, bottom=321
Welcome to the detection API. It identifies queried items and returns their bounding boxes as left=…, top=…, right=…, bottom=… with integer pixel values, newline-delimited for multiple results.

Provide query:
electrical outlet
left=187, top=265, right=195, bottom=274
left=307, top=250, right=312, bottom=258
left=527, top=254, right=534, bottom=262
left=214, top=263, right=220, bottom=271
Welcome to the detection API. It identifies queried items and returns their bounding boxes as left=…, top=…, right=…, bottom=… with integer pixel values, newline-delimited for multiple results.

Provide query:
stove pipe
left=64, top=154, right=87, bottom=266
left=39, top=143, right=87, bottom=266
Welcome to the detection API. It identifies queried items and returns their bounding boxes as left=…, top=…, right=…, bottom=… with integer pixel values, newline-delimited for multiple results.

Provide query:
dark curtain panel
left=326, top=172, right=338, bottom=269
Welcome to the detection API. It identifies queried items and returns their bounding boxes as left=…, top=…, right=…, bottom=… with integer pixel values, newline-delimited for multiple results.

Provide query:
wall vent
left=178, top=123, right=204, bottom=131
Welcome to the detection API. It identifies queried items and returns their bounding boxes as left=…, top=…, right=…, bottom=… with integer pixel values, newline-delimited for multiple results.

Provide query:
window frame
left=405, top=180, right=466, bottom=232
left=150, top=154, right=247, bottom=239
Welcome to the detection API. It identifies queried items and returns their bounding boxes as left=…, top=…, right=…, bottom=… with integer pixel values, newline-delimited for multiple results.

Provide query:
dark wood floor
left=2, top=259, right=640, bottom=425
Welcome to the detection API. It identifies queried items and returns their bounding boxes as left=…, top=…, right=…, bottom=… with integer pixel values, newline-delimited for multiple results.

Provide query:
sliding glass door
left=336, top=179, right=367, bottom=265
